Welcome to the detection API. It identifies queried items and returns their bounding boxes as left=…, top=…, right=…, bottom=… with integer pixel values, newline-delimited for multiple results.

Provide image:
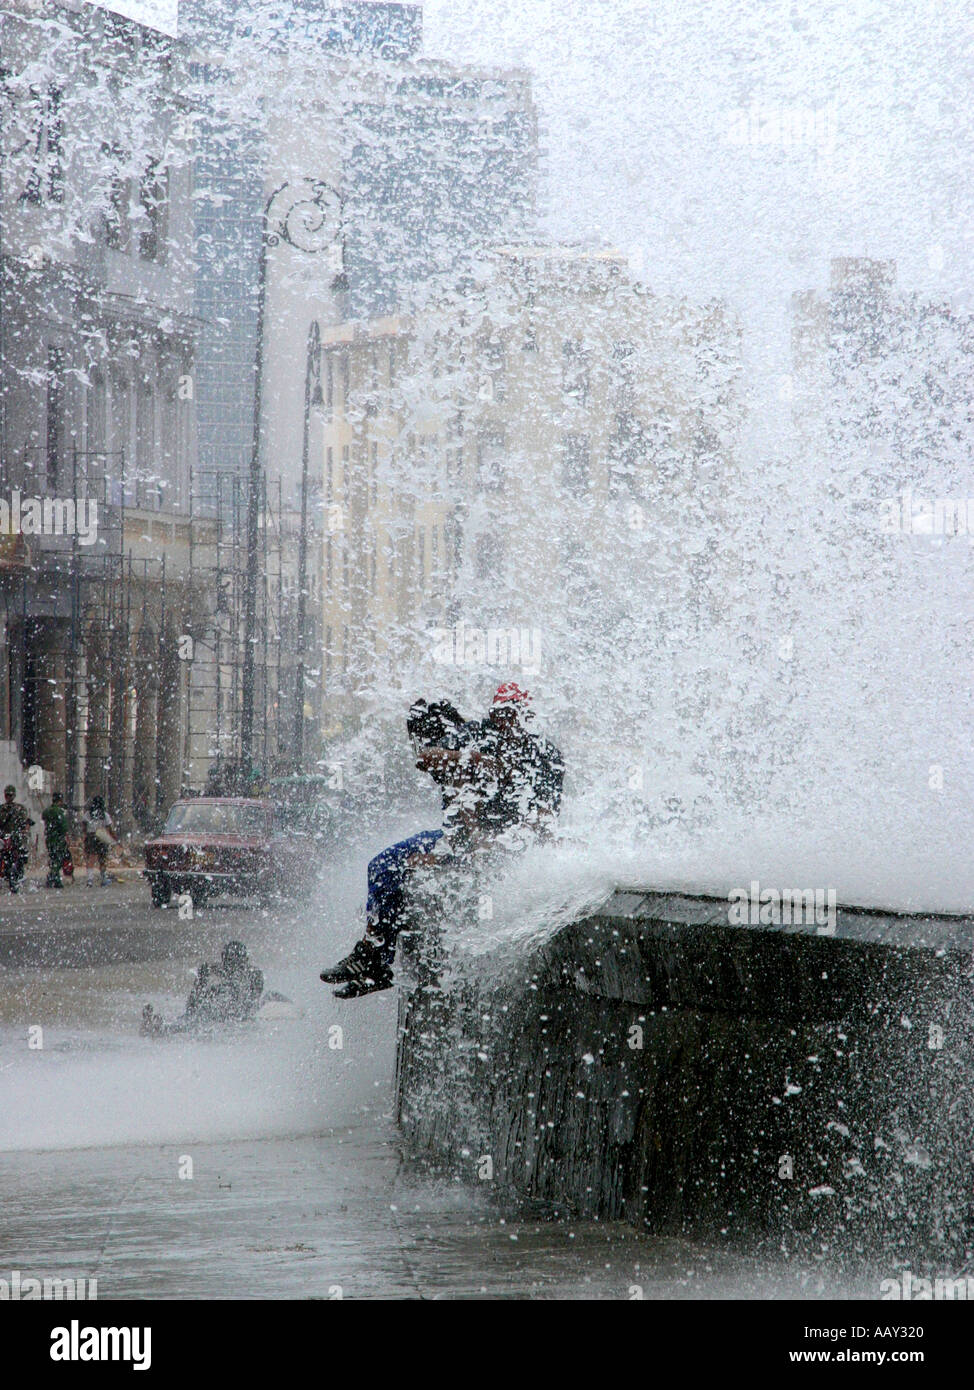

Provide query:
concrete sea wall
left=396, top=884, right=974, bottom=1258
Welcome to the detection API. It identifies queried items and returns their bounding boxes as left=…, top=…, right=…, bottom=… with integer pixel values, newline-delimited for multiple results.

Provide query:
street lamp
left=241, top=179, right=343, bottom=773
left=293, top=319, right=323, bottom=762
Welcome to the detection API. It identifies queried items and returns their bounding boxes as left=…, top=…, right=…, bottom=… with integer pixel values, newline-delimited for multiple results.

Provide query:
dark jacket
left=473, top=720, right=564, bottom=834
left=185, top=961, right=264, bottom=1024
left=0, top=801, right=32, bottom=854
left=42, top=803, right=69, bottom=850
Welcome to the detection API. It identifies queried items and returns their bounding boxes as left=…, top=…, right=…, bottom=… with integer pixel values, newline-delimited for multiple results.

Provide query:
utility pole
left=241, top=179, right=343, bottom=772
left=240, top=221, right=268, bottom=772
left=293, top=320, right=322, bottom=763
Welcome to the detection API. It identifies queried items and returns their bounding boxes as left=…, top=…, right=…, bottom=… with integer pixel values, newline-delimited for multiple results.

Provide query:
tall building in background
left=340, top=60, right=538, bottom=320
left=0, top=0, right=200, bottom=826
left=0, top=0, right=542, bottom=808
left=181, top=1, right=537, bottom=499
left=179, top=0, right=423, bottom=60
left=318, top=247, right=743, bottom=735
left=180, top=1, right=425, bottom=482
left=792, top=257, right=974, bottom=511
left=179, top=2, right=539, bottom=757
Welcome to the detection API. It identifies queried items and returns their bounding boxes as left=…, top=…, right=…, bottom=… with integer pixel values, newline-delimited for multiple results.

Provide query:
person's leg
left=364, top=830, right=443, bottom=964
left=320, top=831, right=442, bottom=991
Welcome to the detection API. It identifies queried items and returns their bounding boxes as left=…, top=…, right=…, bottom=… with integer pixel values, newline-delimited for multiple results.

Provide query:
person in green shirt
left=0, top=785, right=33, bottom=893
left=42, top=791, right=69, bottom=889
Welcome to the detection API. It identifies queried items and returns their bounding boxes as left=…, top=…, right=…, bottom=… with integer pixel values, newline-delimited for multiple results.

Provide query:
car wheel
left=257, top=873, right=282, bottom=909
left=189, top=881, right=208, bottom=909
left=150, top=875, right=172, bottom=908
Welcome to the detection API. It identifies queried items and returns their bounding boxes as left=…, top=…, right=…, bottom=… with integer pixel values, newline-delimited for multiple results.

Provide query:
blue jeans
left=364, top=830, right=444, bottom=965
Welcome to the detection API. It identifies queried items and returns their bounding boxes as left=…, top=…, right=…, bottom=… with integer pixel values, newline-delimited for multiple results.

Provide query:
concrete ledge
left=396, top=884, right=974, bottom=1258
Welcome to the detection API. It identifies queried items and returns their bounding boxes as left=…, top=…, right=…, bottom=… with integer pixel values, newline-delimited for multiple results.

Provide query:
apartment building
left=319, top=246, right=744, bottom=731
left=0, top=0, right=201, bottom=824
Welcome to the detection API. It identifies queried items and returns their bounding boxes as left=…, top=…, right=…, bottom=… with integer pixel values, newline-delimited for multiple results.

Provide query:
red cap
left=493, top=681, right=530, bottom=706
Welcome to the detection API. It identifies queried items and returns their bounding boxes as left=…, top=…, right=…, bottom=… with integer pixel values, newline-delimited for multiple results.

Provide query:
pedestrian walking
left=42, top=791, right=70, bottom=889
left=0, top=785, right=33, bottom=894
left=82, top=795, right=117, bottom=886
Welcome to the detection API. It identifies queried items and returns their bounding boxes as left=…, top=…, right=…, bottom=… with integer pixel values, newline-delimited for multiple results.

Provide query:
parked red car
left=143, top=798, right=308, bottom=907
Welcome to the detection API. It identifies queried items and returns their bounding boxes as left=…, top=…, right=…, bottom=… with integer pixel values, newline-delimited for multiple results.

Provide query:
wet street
left=0, top=871, right=880, bottom=1299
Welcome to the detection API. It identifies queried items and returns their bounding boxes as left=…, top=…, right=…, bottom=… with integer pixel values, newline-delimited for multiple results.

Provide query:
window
left=341, top=445, right=350, bottom=505
left=325, top=356, right=334, bottom=417
left=611, top=341, right=636, bottom=408
left=86, top=368, right=107, bottom=459
left=139, top=159, right=168, bottom=261
left=109, top=368, right=130, bottom=504
left=562, top=339, right=591, bottom=406
left=561, top=432, right=591, bottom=496
left=482, top=336, right=506, bottom=401
left=21, top=86, right=63, bottom=205
left=608, top=413, right=640, bottom=498
left=474, top=530, right=505, bottom=580
left=103, top=146, right=131, bottom=252
left=326, top=445, right=333, bottom=502
left=370, top=441, right=378, bottom=506
left=476, top=428, right=505, bottom=491
left=353, top=440, right=364, bottom=500
left=136, top=380, right=158, bottom=506
left=164, top=802, right=268, bottom=834
left=46, top=346, right=64, bottom=492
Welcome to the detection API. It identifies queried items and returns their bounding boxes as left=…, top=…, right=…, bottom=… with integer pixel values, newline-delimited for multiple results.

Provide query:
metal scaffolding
left=1, top=455, right=299, bottom=834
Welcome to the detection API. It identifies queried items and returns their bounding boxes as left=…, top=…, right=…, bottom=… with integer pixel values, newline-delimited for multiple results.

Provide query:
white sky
left=102, top=0, right=974, bottom=311
left=94, top=0, right=178, bottom=33
left=423, top=0, right=974, bottom=307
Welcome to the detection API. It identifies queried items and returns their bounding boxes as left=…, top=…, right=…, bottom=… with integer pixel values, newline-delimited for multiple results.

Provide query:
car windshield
left=163, top=803, right=268, bottom=836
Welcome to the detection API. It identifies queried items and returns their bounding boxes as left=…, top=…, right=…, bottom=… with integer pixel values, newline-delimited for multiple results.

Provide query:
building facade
left=176, top=3, right=539, bottom=760
left=318, top=246, right=744, bottom=735
left=0, top=0, right=201, bottom=827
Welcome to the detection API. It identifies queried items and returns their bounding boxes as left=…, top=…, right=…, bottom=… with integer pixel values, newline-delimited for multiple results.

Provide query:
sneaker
left=320, top=939, right=386, bottom=985
left=333, top=971, right=393, bottom=1000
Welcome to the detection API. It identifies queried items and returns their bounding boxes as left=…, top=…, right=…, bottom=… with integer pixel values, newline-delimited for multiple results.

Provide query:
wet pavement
left=0, top=872, right=884, bottom=1299
left=0, top=1126, right=885, bottom=1300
